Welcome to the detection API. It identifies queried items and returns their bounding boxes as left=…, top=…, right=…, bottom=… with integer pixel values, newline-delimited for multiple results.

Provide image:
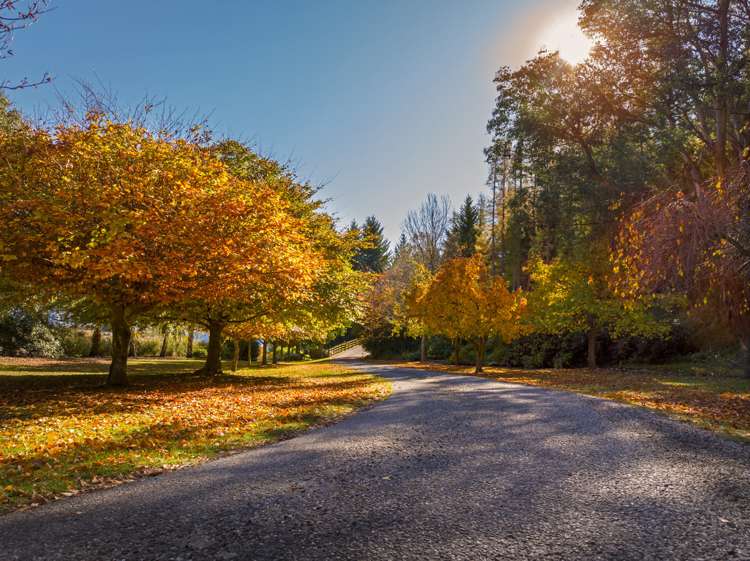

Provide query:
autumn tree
left=394, top=260, right=435, bottom=362
left=175, top=140, right=356, bottom=376
left=615, top=165, right=750, bottom=376
left=416, top=255, right=526, bottom=373
left=0, top=115, right=295, bottom=385
left=527, top=254, right=670, bottom=368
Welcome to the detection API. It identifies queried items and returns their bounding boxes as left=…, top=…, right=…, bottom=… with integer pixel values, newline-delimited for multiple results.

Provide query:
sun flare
left=536, top=12, right=593, bottom=65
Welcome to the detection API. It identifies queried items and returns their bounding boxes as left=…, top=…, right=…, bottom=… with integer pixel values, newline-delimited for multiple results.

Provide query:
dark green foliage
left=444, top=196, right=479, bottom=258
left=0, top=308, right=62, bottom=358
left=352, top=216, right=391, bottom=273
left=426, top=336, right=453, bottom=360
left=489, top=333, right=588, bottom=369
left=361, top=324, right=419, bottom=359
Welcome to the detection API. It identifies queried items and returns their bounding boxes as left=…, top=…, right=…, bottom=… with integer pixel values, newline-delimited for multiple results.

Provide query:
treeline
left=364, top=0, right=750, bottom=376
left=0, top=96, right=368, bottom=385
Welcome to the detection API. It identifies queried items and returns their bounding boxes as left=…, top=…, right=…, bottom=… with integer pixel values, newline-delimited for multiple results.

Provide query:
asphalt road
left=1, top=363, right=749, bottom=561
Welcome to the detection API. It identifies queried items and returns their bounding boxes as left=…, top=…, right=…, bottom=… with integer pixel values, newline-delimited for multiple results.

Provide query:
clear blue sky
left=4, top=0, right=581, bottom=242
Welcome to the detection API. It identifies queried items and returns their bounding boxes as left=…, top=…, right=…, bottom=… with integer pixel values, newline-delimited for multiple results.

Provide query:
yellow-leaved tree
left=526, top=254, right=671, bottom=368
left=0, top=115, right=306, bottom=385
left=416, top=255, right=526, bottom=373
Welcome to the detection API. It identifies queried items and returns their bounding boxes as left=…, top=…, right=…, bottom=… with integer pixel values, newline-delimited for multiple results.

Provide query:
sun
left=536, top=12, right=593, bottom=65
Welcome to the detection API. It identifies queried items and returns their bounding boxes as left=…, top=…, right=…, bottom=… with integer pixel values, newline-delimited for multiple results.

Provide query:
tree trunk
left=272, top=340, right=278, bottom=364
left=715, top=0, right=730, bottom=183
left=231, top=338, right=240, bottom=372
left=186, top=330, right=194, bottom=358
left=196, top=320, right=225, bottom=376
left=453, top=339, right=461, bottom=365
left=587, top=327, right=598, bottom=369
left=107, top=307, right=131, bottom=387
left=128, top=335, right=137, bottom=357
left=88, top=325, right=102, bottom=357
left=420, top=335, right=427, bottom=362
left=261, top=340, right=267, bottom=365
left=247, top=339, right=253, bottom=366
left=474, top=337, right=486, bottom=374
left=159, top=326, right=169, bottom=358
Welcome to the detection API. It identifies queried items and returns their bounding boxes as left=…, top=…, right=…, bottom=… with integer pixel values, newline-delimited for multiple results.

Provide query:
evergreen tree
left=393, top=233, right=410, bottom=259
left=353, top=216, right=390, bottom=273
left=444, top=196, right=479, bottom=258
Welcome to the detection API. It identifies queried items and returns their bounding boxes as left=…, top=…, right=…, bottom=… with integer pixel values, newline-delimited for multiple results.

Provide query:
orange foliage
left=414, top=256, right=527, bottom=372
left=0, top=115, right=320, bottom=383
left=0, top=358, right=389, bottom=511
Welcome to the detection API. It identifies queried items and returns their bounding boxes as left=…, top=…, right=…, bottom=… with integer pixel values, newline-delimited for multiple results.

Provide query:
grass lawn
left=392, top=361, right=750, bottom=441
left=0, top=357, right=391, bottom=513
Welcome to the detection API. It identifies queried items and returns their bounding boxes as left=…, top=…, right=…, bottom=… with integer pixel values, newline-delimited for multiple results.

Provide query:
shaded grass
left=391, top=361, right=750, bottom=441
left=0, top=358, right=391, bottom=512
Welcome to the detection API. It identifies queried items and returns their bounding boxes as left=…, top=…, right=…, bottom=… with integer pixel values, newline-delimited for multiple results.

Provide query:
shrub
left=362, top=323, right=419, bottom=359
left=191, top=346, right=208, bottom=359
left=427, top=336, right=452, bottom=360
left=60, top=329, right=92, bottom=357
left=0, top=308, right=63, bottom=358
left=131, top=334, right=161, bottom=357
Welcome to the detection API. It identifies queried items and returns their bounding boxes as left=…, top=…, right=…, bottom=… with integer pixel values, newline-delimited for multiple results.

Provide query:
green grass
left=0, top=357, right=391, bottom=512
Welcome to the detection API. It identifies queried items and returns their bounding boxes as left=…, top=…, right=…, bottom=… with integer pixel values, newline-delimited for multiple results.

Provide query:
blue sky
left=4, top=0, right=583, bottom=242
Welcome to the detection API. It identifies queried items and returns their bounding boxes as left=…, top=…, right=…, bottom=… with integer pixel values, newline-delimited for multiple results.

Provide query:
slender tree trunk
left=261, top=340, right=267, bottom=365
left=272, top=340, right=278, bottom=364
left=186, top=330, right=194, bottom=358
left=88, top=325, right=102, bottom=357
left=107, top=307, right=131, bottom=387
left=247, top=339, right=253, bottom=366
left=474, top=337, right=486, bottom=374
left=231, top=338, right=240, bottom=372
left=197, top=320, right=225, bottom=376
left=587, top=327, right=598, bottom=369
left=420, top=335, right=427, bottom=362
left=715, top=0, right=730, bottom=182
left=159, top=326, right=169, bottom=358
left=128, top=335, right=137, bottom=357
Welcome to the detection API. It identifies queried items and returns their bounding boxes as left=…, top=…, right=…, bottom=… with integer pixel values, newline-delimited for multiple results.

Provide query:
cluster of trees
left=0, top=99, right=366, bottom=385
left=364, top=0, right=750, bottom=376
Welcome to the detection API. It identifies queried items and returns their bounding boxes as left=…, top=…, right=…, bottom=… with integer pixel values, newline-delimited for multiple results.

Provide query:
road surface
left=1, top=363, right=749, bottom=560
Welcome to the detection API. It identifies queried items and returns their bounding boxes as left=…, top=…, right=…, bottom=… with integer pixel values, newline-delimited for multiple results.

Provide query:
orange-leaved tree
left=173, top=141, right=349, bottom=376
left=613, top=165, right=750, bottom=376
left=0, top=115, right=293, bottom=385
left=419, top=255, right=526, bottom=373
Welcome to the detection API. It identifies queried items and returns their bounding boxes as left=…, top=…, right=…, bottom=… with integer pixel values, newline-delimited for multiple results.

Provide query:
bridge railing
left=325, top=338, right=362, bottom=357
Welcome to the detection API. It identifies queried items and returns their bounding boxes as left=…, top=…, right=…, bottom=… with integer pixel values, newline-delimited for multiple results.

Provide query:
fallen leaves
left=0, top=358, right=390, bottom=512
left=396, top=361, right=750, bottom=439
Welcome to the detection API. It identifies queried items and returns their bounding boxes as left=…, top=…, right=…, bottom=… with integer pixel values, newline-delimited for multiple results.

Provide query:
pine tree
left=353, top=216, right=391, bottom=273
left=393, top=233, right=410, bottom=259
left=444, top=196, right=479, bottom=258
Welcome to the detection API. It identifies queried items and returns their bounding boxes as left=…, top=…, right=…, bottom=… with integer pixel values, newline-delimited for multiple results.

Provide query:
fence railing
left=326, top=338, right=362, bottom=357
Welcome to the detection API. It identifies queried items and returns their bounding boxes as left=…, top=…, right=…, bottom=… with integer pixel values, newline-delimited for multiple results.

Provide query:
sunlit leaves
left=0, top=359, right=390, bottom=511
